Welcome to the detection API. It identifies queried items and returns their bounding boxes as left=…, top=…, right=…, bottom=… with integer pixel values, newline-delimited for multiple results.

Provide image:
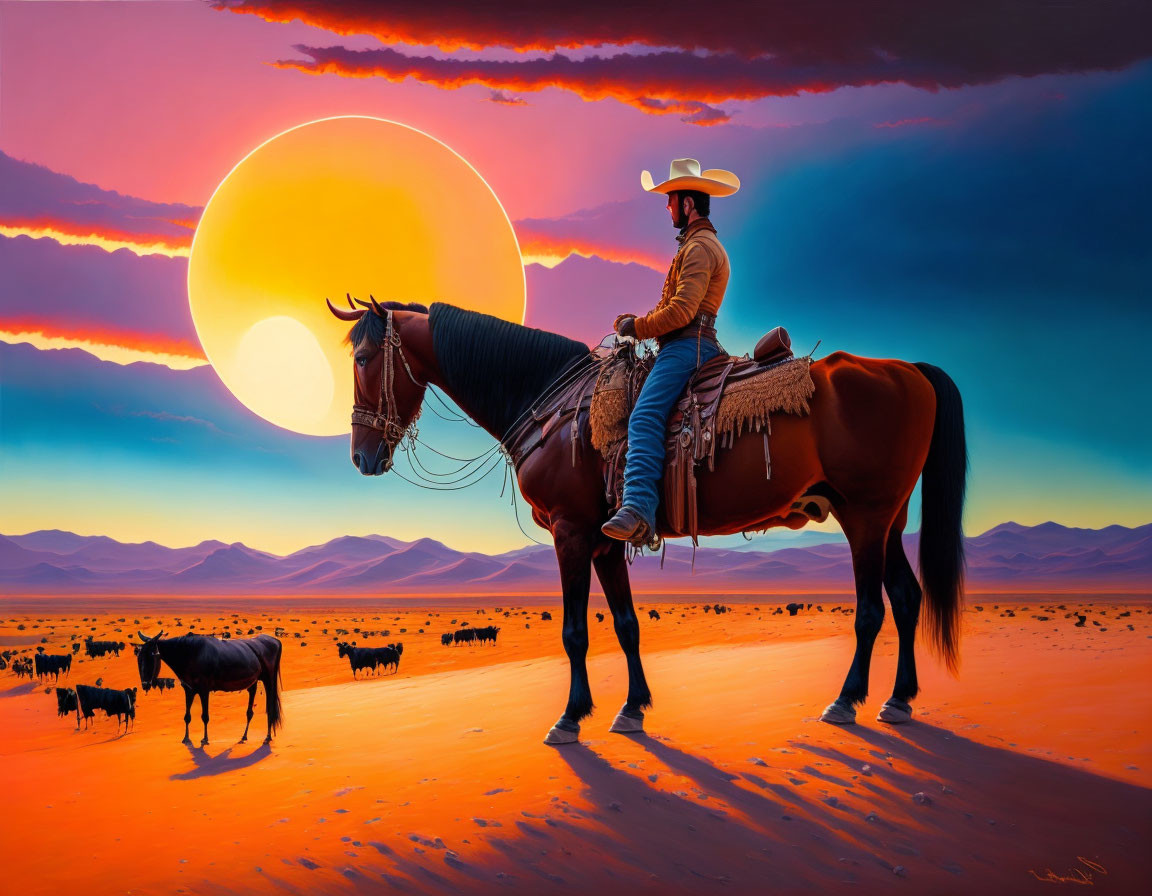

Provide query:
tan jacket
left=633, top=217, right=730, bottom=341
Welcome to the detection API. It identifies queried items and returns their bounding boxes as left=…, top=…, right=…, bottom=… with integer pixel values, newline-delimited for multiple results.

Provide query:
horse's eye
left=356, top=355, right=367, bottom=368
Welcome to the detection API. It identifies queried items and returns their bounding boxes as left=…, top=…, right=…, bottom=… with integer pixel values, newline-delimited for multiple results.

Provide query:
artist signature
left=1028, top=857, right=1108, bottom=885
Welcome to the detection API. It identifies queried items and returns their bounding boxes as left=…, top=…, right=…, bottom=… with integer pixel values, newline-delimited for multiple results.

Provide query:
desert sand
left=1, top=594, right=1150, bottom=895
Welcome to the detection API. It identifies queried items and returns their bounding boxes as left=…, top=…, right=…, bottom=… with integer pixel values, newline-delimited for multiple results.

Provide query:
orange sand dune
left=1, top=597, right=1149, bottom=894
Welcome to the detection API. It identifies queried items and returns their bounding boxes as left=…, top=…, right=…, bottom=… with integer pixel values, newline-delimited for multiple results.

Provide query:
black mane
left=345, top=301, right=430, bottom=348
left=428, top=303, right=590, bottom=439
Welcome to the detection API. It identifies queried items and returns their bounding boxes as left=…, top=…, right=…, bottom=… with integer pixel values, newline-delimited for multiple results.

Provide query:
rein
left=352, top=309, right=427, bottom=451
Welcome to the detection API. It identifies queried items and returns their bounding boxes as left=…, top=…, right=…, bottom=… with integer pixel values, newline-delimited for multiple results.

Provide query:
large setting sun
left=187, top=116, right=525, bottom=436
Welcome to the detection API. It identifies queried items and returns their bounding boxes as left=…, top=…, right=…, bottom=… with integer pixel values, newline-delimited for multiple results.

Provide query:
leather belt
left=657, top=312, right=719, bottom=348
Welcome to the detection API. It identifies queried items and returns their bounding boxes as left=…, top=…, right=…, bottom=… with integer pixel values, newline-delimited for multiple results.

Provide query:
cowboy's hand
left=615, top=315, right=638, bottom=339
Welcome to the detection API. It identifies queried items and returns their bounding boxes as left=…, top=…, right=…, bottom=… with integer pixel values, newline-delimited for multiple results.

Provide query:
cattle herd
left=441, top=625, right=500, bottom=646
left=4, top=601, right=847, bottom=739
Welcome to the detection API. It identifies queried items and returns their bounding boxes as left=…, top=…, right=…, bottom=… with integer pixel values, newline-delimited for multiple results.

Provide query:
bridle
left=352, top=308, right=426, bottom=452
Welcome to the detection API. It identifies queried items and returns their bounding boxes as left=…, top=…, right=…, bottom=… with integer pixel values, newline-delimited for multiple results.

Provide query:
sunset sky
left=1, top=0, right=1149, bottom=554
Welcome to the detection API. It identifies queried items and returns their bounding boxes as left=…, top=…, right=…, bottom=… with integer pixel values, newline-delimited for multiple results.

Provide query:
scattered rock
left=912, top=792, right=933, bottom=806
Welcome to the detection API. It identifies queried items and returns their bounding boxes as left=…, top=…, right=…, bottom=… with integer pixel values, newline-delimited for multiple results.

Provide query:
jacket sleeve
left=633, top=242, right=712, bottom=340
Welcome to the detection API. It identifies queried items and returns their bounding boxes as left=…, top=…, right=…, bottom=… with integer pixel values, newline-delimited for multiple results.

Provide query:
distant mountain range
left=0, top=521, right=1148, bottom=595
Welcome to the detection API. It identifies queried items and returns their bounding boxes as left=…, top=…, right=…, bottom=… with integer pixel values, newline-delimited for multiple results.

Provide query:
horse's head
left=327, top=295, right=430, bottom=476
left=135, top=630, right=165, bottom=688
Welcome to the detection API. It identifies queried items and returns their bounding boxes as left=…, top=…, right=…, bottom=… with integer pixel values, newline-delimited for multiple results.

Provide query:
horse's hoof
left=544, top=724, right=580, bottom=745
left=820, top=701, right=857, bottom=725
left=181, top=737, right=192, bottom=745
left=877, top=699, right=913, bottom=724
left=609, top=709, right=645, bottom=734
left=263, top=737, right=272, bottom=745
left=201, top=739, right=209, bottom=747
left=238, top=736, right=247, bottom=743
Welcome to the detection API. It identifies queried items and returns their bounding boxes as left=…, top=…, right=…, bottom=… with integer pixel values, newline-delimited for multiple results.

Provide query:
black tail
left=914, top=362, right=967, bottom=674
left=264, top=639, right=284, bottom=735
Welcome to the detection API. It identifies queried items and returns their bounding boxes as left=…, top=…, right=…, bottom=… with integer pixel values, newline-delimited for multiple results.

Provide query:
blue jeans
left=621, top=335, right=724, bottom=530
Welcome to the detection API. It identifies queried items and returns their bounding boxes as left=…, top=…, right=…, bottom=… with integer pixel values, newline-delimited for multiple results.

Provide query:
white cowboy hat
left=640, top=158, right=740, bottom=197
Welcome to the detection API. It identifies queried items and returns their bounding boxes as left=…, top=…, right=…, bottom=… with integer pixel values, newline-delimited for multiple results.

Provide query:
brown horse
left=328, top=298, right=966, bottom=744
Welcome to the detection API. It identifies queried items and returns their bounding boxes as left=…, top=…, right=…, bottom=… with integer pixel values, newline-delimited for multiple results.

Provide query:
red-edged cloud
left=0, top=317, right=207, bottom=370
left=515, top=198, right=679, bottom=273
left=0, top=152, right=199, bottom=257
left=263, top=0, right=1152, bottom=123
left=273, top=45, right=734, bottom=123
left=218, top=1, right=1152, bottom=81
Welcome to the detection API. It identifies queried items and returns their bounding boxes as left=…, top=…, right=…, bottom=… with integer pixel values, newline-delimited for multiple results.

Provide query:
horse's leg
left=181, top=684, right=194, bottom=744
left=879, top=506, right=921, bottom=723
left=593, top=541, right=652, bottom=734
left=821, top=512, right=890, bottom=725
left=199, top=690, right=210, bottom=746
left=240, top=683, right=257, bottom=742
left=544, top=524, right=594, bottom=746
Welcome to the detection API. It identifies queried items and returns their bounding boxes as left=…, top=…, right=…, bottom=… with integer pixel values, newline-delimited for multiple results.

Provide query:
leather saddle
left=505, top=327, right=798, bottom=542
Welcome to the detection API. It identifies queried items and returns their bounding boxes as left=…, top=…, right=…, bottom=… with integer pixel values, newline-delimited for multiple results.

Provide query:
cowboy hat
left=640, top=158, right=740, bottom=197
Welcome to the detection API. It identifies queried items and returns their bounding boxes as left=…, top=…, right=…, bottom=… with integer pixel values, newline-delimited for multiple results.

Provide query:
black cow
left=75, top=684, right=137, bottom=732
left=786, top=602, right=803, bottom=616
left=85, top=638, right=127, bottom=658
left=141, top=676, right=177, bottom=694
left=474, top=626, right=500, bottom=645
left=337, top=642, right=380, bottom=677
left=441, top=633, right=453, bottom=646
left=55, top=687, right=78, bottom=718
left=374, top=646, right=401, bottom=673
left=541, top=611, right=552, bottom=621
left=648, top=609, right=661, bottom=620
left=34, top=652, right=72, bottom=682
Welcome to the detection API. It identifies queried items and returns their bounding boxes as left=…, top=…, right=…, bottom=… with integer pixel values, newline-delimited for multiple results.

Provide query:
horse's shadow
left=544, top=739, right=866, bottom=891
left=536, top=722, right=1152, bottom=893
left=170, top=742, right=271, bottom=780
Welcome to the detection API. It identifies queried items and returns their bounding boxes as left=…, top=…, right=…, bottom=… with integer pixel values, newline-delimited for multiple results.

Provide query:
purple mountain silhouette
left=1, top=522, right=1148, bottom=594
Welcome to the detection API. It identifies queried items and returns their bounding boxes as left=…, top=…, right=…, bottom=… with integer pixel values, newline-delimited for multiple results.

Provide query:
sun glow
left=187, top=116, right=525, bottom=436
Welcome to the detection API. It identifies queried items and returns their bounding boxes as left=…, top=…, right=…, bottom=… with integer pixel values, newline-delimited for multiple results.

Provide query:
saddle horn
left=326, top=297, right=366, bottom=321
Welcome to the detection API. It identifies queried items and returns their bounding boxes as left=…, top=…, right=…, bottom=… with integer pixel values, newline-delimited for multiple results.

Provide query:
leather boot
left=601, top=506, right=652, bottom=545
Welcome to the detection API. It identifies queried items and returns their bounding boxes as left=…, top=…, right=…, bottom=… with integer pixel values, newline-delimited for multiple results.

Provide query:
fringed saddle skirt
left=589, top=349, right=815, bottom=541
left=505, top=342, right=816, bottom=544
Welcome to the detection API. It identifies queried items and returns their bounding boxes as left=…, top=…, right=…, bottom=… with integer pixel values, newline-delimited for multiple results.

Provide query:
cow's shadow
left=170, top=742, right=271, bottom=780
left=0, top=682, right=40, bottom=699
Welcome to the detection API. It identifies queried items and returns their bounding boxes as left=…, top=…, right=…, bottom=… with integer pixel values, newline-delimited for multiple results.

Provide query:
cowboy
left=601, top=158, right=740, bottom=547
